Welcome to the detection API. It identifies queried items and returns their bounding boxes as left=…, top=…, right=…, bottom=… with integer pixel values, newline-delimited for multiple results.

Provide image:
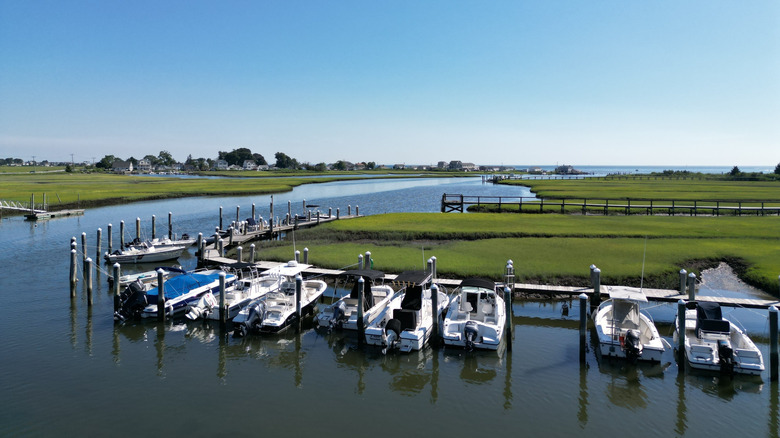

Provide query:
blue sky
left=1, top=1, right=778, bottom=166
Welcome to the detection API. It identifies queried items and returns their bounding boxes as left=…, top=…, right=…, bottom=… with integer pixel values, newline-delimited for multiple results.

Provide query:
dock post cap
left=688, top=272, right=696, bottom=278
left=219, top=271, right=226, bottom=278
left=589, top=264, right=596, bottom=270
left=156, top=268, right=165, bottom=274
left=113, top=262, right=120, bottom=268
left=678, top=299, right=687, bottom=305
left=770, top=305, right=778, bottom=313
left=680, top=268, right=687, bottom=274
left=594, top=268, right=601, bottom=273
left=578, top=293, right=588, bottom=300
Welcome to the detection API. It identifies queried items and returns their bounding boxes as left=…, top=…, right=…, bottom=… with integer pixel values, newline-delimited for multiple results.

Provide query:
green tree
left=729, top=166, right=741, bottom=176
left=95, top=155, right=116, bottom=169
left=143, top=154, right=159, bottom=165
left=65, top=164, right=73, bottom=173
left=366, top=161, right=376, bottom=170
left=252, top=153, right=267, bottom=165
left=333, top=160, right=348, bottom=171
left=218, top=148, right=254, bottom=166
left=158, top=150, right=175, bottom=166
left=274, top=152, right=299, bottom=169
left=774, top=163, right=780, bottom=175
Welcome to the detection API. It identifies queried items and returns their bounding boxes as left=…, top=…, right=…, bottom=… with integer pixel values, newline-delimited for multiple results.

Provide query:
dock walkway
left=200, top=256, right=780, bottom=310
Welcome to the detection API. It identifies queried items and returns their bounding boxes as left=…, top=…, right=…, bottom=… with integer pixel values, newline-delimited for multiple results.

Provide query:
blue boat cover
left=146, top=272, right=233, bottom=301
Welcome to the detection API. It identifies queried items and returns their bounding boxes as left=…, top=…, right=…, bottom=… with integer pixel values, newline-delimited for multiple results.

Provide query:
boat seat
left=394, top=309, right=418, bottom=331
left=482, top=303, right=493, bottom=315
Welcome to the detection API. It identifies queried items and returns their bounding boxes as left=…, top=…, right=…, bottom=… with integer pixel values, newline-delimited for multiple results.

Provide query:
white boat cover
left=606, top=286, right=648, bottom=302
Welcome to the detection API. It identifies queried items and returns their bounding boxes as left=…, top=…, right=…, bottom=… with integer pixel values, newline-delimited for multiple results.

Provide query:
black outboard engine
left=623, top=329, right=643, bottom=363
left=233, top=301, right=266, bottom=338
left=718, top=339, right=735, bottom=376
left=328, top=301, right=348, bottom=332
left=382, top=318, right=402, bottom=354
left=463, top=320, right=480, bottom=351
left=114, top=280, right=148, bottom=321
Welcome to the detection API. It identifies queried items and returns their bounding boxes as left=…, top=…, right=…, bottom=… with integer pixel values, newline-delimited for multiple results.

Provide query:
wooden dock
left=200, top=255, right=780, bottom=310
left=210, top=212, right=359, bottom=249
left=25, top=209, right=85, bottom=221
left=441, top=193, right=780, bottom=216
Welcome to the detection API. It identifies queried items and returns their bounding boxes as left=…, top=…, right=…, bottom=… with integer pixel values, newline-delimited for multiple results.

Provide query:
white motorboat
left=108, top=265, right=182, bottom=288
left=593, top=286, right=664, bottom=362
left=232, top=261, right=327, bottom=336
left=442, top=278, right=506, bottom=351
left=364, top=270, right=449, bottom=353
left=104, top=243, right=187, bottom=264
left=675, top=301, right=764, bottom=375
left=185, top=262, right=284, bottom=321
left=315, top=269, right=396, bottom=332
left=114, top=268, right=237, bottom=321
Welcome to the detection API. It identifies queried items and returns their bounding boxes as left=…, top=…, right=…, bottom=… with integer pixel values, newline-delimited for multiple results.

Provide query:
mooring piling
left=151, top=214, right=156, bottom=239
left=295, top=250, right=300, bottom=263
left=592, top=267, right=601, bottom=308
left=135, top=217, right=140, bottom=240
left=157, top=269, right=166, bottom=321
left=687, top=272, right=696, bottom=302
left=168, top=212, right=172, bottom=239
left=86, top=258, right=93, bottom=306
left=251, top=203, right=256, bottom=222
left=356, top=205, right=359, bottom=216
left=236, top=205, right=240, bottom=224
left=358, top=254, right=364, bottom=270
left=107, top=223, right=113, bottom=253
left=219, top=272, right=227, bottom=326
left=295, top=275, right=302, bottom=333
left=218, top=239, right=224, bottom=257
left=70, top=248, right=77, bottom=298
left=303, top=247, right=309, bottom=264
left=249, top=243, right=256, bottom=263
left=81, top=232, right=87, bottom=267
left=504, top=286, right=513, bottom=351
left=364, top=251, right=371, bottom=270
left=579, top=293, right=588, bottom=363
left=679, top=269, right=687, bottom=293
left=770, top=306, right=778, bottom=381
left=431, top=283, right=440, bottom=346
left=337, top=208, right=340, bottom=219
left=237, top=246, right=243, bottom=262
left=357, top=276, right=365, bottom=346
left=96, top=228, right=102, bottom=262
left=112, top=263, right=120, bottom=314
left=677, top=299, right=686, bottom=368
left=120, top=220, right=125, bottom=248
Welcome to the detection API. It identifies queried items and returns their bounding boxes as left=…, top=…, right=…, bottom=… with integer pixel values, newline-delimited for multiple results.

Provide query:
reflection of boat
left=675, top=301, right=764, bottom=376
left=232, top=261, right=327, bottom=336
left=185, top=263, right=284, bottom=321
left=104, top=243, right=187, bottom=264
left=442, top=278, right=506, bottom=351
left=593, top=287, right=664, bottom=362
left=114, top=268, right=237, bottom=320
left=364, top=271, right=449, bottom=353
left=315, top=269, right=396, bottom=331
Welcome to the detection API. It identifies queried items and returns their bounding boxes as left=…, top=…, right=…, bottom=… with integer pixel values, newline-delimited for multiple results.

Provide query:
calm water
left=1, top=177, right=778, bottom=437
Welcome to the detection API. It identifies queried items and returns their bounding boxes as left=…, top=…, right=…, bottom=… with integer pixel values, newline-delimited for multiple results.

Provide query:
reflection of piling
left=687, top=273, right=696, bottom=302
left=677, top=300, right=686, bottom=369
left=770, top=306, right=778, bottom=381
left=357, top=277, right=365, bottom=347
left=579, top=293, right=587, bottom=363
left=679, top=269, right=687, bottom=293
left=157, top=269, right=166, bottom=321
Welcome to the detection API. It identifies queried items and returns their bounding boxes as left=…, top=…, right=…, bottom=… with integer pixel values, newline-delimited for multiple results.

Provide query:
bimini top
left=606, top=286, right=648, bottom=302
left=460, top=278, right=496, bottom=290
left=340, top=269, right=385, bottom=281
left=278, top=260, right=311, bottom=277
left=393, top=270, right=432, bottom=287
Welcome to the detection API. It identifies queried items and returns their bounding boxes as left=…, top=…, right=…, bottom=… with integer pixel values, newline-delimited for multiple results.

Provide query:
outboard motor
left=623, top=329, right=643, bottom=363
left=114, top=280, right=148, bottom=321
left=463, top=320, right=480, bottom=351
left=718, top=339, right=735, bottom=376
left=185, top=292, right=217, bottom=321
left=233, top=301, right=266, bottom=338
left=328, top=301, right=348, bottom=332
left=382, top=319, right=402, bottom=354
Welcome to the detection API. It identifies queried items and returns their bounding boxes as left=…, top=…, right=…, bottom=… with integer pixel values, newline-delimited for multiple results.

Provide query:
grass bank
left=247, top=213, right=780, bottom=294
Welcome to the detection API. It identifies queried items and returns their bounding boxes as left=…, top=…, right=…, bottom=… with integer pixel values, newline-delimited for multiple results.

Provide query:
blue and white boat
left=114, top=268, right=237, bottom=321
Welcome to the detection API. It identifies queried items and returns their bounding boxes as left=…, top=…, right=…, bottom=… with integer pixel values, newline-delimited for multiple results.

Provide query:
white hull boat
left=108, top=265, right=181, bottom=288
left=442, top=278, right=506, bottom=351
left=675, top=301, right=764, bottom=376
left=316, top=269, right=396, bottom=332
left=185, top=263, right=285, bottom=321
left=593, top=286, right=664, bottom=362
left=104, top=243, right=187, bottom=264
left=114, top=268, right=237, bottom=321
left=365, top=271, right=449, bottom=353
left=232, top=261, right=327, bottom=336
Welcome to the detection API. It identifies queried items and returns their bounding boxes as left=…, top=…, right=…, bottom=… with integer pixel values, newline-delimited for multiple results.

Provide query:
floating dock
left=25, top=209, right=85, bottom=221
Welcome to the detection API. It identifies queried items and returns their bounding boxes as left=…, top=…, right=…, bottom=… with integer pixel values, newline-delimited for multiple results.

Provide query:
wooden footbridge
left=1, top=196, right=84, bottom=220
left=441, top=194, right=780, bottom=216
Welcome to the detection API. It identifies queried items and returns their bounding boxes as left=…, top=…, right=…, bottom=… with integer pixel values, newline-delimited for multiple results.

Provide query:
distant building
left=215, top=159, right=228, bottom=170
left=448, top=160, right=463, bottom=170
left=112, top=160, right=133, bottom=173
left=138, top=159, right=152, bottom=172
left=437, top=161, right=447, bottom=169
left=256, top=164, right=270, bottom=171
left=527, top=167, right=544, bottom=174
left=393, top=164, right=405, bottom=170
left=243, top=160, right=257, bottom=170
left=554, top=164, right=584, bottom=175
left=461, top=162, right=478, bottom=171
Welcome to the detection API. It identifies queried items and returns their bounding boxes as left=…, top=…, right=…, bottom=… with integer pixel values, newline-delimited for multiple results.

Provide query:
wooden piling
left=120, top=220, right=125, bottom=248
left=219, top=206, right=223, bottom=230
left=251, top=203, right=256, bottom=222
left=107, top=223, right=113, bottom=254
left=771, top=306, right=778, bottom=381
left=430, top=283, right=439, bottom=347
left=337, top=208, right=340, bottom=219
left=579, top=293, right=588, bottom=363
left=431, top=256, right=437, bottom=279
left=151, top=214, right=156, bottom=239
left=236, top=205, right=240, bottom=224
left=70, top=249, right=77, bottom=298
left=218, top=239, right=224, bottom=257
left=504, top=286, right=513, bottom=351
left=288, top=200, right=292, bottom=219
left=295, top=250, right=300, bottom=263
left=679, top=269, right=687, bottom=294
left=687, top=273, right=696, bottom=302
left=228, top=227, right=234, bottom=246
left=270, top=196, right=274, bottom=234
left=219, top=272, right=227, bottom=326
left=357, top=277, right=365, bottom=346
left=113, top=263, right=120, bottom=314
left=592, top=268, right=601, bottom=306
left=303, top=248, right=309, bottom=264
left=249, top=244, right=256, bottom=263
left=96, top=228, right=102, bottom=262
left=168, top=212, right=172, bottom=239
left=237, top=246, right=243, bottom=262
left=295, top=275, right=302, bottom=333
left=86, top=258, right=93, bottom=306
left=364, top=251, right=371, bottom=270
left=348, top=205, right=351, bottom=216
left=677, top=299, right=686, bottom=368
left=196, top=232, right=203, bottom=262
left=157, top=269, right=166, bottom=321
left=356, top=205, right=359, bottom=216
left=199, top=239, right=206, bottom=265
left=81, top=232, right=87, bottom=267
left=135, top=217, right=140, bottom=240
left=358, top=254, right=363, bottom=270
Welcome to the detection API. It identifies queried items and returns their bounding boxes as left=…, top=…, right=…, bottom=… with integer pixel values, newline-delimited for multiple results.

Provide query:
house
left=215, top=159, right=228, bottom=170
left=112, top=160, right=133, bottom=173
left=527, top=167, right=544, bottom=174
left=256, top=164, right=270, bottom=171
left=393, top=163, right=405, bottom=170
left=461, top=162, right=479, bottom=171
left=437, top=161, right=448, bottom=169
left=137, top=159, right=152, bottom=172
left=243, top=160, right=257, bottom=170
left=448, top=160, right=463, bottom=170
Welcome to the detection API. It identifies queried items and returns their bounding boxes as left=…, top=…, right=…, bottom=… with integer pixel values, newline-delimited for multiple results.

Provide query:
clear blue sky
left=1, top=1, right=778, bottom=166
